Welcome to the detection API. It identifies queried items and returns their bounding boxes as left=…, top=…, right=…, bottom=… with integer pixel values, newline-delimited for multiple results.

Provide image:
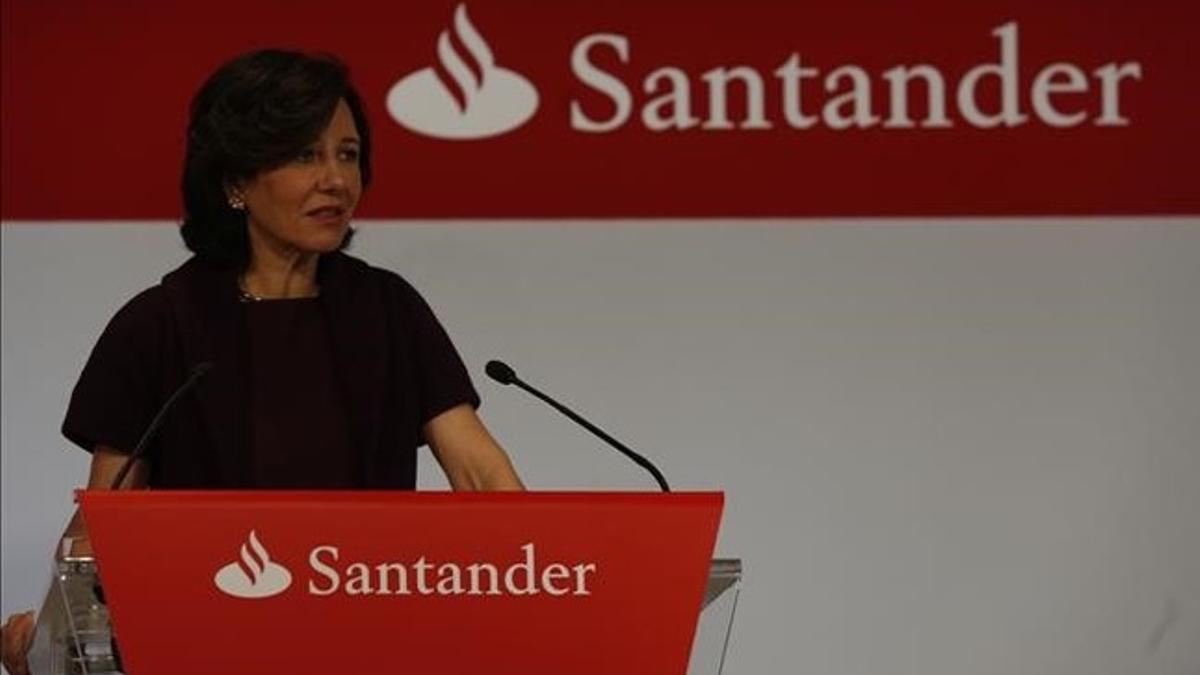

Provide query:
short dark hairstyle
left=180, top=49, right=373, bottom=266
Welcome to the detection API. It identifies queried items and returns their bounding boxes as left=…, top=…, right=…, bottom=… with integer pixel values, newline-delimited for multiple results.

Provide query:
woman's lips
left=306, top=206, right=347, bottom=222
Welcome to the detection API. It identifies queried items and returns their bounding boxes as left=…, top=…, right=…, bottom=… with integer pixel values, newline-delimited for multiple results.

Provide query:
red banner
left=2, top=0, right=1197, bottom=218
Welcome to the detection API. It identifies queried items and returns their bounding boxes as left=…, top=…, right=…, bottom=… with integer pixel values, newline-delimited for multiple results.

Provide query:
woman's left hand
left=425, top=404, right=525, bottom=491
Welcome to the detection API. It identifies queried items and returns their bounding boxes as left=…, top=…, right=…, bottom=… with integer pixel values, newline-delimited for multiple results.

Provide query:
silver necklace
left=238, top=277, right=318, bottom=302
left=238, top=287, right=265, bottom=303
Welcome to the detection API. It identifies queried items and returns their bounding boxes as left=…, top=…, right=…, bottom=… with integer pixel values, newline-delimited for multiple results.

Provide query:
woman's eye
left=295, top=149, right=317, bottom=164
left=340, top=148, right=360, bottom=162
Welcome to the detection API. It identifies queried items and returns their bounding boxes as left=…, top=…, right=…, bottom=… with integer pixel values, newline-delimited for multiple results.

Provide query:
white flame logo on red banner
left=213, top=530, right=293, bottom=599
left=387, top=3, right=539, bottom=139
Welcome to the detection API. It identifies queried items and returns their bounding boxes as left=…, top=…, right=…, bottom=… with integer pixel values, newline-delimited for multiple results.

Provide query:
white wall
left=3, top=219, right=1198, bottom=674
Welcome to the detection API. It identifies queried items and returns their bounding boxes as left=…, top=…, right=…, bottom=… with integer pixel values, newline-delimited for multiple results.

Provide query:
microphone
left=108, top=362, right=212, bottom=490
left=485, top=359, right=670, bottom=492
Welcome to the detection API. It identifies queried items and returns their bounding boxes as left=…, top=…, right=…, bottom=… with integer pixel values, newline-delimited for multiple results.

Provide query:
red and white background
left=2, top=2, right=1198, bottom=673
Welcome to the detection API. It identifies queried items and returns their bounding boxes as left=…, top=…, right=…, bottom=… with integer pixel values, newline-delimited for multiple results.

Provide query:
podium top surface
left=78, top=488, right=722, bottom=505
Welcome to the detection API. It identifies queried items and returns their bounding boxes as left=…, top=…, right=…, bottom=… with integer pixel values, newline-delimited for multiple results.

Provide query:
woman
left=2, top=49, right=522, bottom=674
left=62, top=48, right=523, bottom=494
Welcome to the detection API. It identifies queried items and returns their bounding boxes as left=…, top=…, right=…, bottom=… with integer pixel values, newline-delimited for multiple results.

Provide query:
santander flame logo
left=387, top=4, right=539, bottom=139
left=213, top=530, right=293, bottom=599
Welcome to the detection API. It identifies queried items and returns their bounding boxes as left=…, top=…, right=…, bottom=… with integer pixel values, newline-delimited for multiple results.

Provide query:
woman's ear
left=225, top=183, right=246, bottom=211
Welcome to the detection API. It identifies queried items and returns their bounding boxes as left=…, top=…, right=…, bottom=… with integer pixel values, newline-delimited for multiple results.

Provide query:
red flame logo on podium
left=213, top=530, right=293, bottom=599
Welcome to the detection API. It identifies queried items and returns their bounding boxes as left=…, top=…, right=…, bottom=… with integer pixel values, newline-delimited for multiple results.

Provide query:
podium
left=30, top=491, right=741, bottom=674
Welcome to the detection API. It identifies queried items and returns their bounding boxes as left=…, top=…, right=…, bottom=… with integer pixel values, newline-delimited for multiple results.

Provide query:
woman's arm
left=62, top=445, right=147, bottom=549
left=425, top=404, right=524, bottom=491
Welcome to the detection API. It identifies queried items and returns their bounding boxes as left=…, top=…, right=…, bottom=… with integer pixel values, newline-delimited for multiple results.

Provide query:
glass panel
left=688, top=558, right=743, bottom=675
left=26, top=539, right=122, bottom=675
left=26, top=541, right=739, bottom=675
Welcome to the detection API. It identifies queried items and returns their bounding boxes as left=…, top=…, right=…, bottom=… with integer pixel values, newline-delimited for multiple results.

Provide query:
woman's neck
left=241, top=249, right=320, bottom=299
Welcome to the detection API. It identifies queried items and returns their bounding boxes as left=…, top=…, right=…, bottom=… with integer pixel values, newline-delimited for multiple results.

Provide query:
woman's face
left=239, top=99, right=362, bottom=260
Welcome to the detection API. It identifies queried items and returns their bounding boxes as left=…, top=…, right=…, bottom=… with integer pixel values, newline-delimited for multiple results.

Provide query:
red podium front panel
left=79, top=491, right=723, bottom=674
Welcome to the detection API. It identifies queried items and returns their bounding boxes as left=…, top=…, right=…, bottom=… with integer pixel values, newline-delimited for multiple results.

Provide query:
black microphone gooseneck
left=108, top=362, right=213, bottom=490
left=485, top=359, right=671, bottom=492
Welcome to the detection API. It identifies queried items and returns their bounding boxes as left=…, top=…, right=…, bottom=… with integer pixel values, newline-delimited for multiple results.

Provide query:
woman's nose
left=318, top=158, right=348, bottom=191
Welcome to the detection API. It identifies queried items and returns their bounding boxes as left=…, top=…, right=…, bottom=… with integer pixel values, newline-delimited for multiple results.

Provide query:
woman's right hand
left=1, top=610, right=35, bottom=675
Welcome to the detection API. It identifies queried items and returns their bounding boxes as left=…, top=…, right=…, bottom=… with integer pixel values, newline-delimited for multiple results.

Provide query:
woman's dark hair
left=180, top=50, right=372, bottom=266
